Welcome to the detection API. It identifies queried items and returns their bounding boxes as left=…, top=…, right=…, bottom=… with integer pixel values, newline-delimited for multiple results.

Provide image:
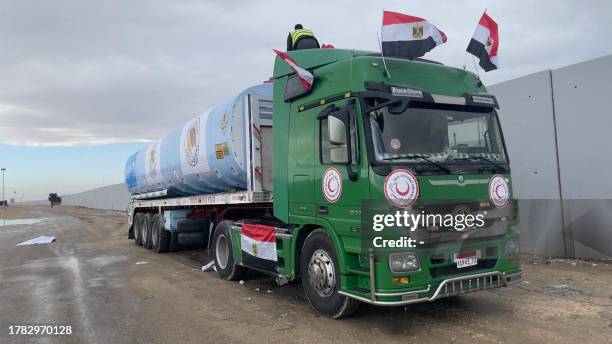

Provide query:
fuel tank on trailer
left=124, top=83, right=272, bottom=196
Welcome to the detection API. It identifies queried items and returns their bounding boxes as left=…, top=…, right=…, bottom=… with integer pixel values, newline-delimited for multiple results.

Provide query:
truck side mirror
left=329, top=146, right=348, bottom=163
left=328, top=116, right=347, bottom=146
left=318, top=103, right=358, bottom=181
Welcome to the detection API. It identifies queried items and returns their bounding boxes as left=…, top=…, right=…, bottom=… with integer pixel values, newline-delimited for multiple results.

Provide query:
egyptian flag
left=240, top=224, right=277, bottom=271
left=381, top=11, right=447, bottom=58
left=466, top=11, right=499, bottom=71
left=273, top=49, right=314, bottom=90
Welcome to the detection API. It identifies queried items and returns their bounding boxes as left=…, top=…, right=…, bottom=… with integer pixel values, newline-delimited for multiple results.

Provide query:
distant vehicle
left=0, top=200, right=7, bottom=208
left=48, top=193, right=62, bottom=207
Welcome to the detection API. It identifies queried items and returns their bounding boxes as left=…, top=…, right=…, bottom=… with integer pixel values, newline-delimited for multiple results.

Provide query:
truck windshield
left=367, top=105, right=508, bottom=167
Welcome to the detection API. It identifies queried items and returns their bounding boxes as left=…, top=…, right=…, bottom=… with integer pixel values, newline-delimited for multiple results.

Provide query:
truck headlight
left=389, top=252, right=420, bottom=273
left=504, top=238, right=520, bottom=258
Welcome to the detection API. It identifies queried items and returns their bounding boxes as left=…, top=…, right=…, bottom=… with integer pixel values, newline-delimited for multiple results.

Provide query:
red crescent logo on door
left=327, top=178, right=336, bottom=193
left=322, top=168, right=342, bottom=203
left=495, top=184, right=504, bottom=199
left=395, top=180, right=410, bottom=196
left=488, top=174, right=510, bottom=208
left=384, top=169, right=419, bottom=208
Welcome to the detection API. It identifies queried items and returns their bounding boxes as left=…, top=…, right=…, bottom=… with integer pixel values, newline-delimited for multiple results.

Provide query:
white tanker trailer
left=124, top=83, right=273, bottom=198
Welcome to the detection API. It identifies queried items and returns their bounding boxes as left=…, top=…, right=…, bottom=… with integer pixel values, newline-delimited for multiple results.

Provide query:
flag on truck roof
left=466, top=11, right=499, bottom=72
left=381, top=10, right=447, bottom=58
left=273, top=49, right=314, bottom=90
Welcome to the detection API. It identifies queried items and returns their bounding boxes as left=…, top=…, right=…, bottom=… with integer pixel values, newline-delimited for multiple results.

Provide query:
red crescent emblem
left=495, top=184, right=504, bottom=199
left=489, top=175, right=509, bottom=208
left=327, top=178, right=336, bottom=193
left=395, top=180, right=410, bottom=196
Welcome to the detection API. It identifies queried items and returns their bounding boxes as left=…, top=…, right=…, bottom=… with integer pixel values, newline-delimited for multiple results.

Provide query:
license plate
left=452, top=250, right=479, bottom=268
left=456, top=257, right=478, bottom=268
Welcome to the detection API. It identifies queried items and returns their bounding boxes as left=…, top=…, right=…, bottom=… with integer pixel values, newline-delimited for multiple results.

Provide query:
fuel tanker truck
left=125, top=49, right=522, bottom=318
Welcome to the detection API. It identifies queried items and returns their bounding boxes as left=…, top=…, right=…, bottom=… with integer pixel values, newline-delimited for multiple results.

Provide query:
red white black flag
left=240, top=224, right=277, bottom=271
left=273, top=49, right=314, bottom=90
left=381, top=11, right=447, bottom=58
left=466, top=11, right=499, bottom=71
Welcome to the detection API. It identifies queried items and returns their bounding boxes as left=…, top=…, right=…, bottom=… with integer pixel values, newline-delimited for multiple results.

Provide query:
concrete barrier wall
left=490, top=54, right=612, bottom=260
left=62, top=183, right=130, bottom=211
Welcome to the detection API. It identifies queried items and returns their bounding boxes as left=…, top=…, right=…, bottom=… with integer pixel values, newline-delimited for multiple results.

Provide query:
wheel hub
left=308, top=249, right=335, bottom=297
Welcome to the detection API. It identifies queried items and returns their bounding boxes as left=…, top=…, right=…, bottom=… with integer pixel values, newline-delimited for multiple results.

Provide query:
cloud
left=1, top=0, right=611, bottom=146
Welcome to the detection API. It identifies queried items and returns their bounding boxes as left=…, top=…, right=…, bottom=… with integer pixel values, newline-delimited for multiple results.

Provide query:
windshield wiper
left=383, top=154, right=452, bottom=174
left=452, top=156, right=507, bottom=172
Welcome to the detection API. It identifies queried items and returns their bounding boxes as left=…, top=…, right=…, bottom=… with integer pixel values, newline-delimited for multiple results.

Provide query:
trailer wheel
left=213, top=221, right=246, bottom=281
left=152, top=214, right=169, bottom=253
left=301, top=229, right=359, bottom=318
left=134, top=213, right=144, bottom=246
left=142, top=213, right=154, bottom=249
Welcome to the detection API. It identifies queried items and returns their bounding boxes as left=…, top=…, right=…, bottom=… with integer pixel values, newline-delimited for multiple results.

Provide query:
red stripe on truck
left=241, top=223, right=276, bottom=243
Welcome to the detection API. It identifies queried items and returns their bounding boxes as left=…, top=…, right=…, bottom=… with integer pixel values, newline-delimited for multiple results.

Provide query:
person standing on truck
left=287, top=24, right=320, bottom=51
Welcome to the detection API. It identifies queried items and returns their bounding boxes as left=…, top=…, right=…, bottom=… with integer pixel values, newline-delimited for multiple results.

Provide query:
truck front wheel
left=301, top=229, right=359, bottom=318
left=212, top=221, right=246, bottom=281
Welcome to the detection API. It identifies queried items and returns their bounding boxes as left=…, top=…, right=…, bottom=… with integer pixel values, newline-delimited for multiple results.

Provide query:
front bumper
left=339, top=270, right=522, bottom=306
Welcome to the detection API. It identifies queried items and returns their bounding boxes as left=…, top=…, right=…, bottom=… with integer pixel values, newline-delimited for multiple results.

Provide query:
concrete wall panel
left=490, top=55, right=612, bottom=260
left=489, top=71, right=566, bottom=257
left=62, top=183, right=130, bottom=211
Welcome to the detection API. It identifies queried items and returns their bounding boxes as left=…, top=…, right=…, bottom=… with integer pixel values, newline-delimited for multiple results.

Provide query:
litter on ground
left=276, top=276, right=289, bottom=286
left=201, top=261, right=216, bottom=272
left=16, top=235, right=56, bottom=246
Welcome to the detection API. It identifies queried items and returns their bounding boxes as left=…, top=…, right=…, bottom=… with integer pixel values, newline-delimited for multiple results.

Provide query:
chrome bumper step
left=340, top=270, right=522, bottom=306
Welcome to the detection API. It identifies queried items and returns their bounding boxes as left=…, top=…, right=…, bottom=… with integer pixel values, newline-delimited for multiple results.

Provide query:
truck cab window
left=368, top=106, right=507, bottom=165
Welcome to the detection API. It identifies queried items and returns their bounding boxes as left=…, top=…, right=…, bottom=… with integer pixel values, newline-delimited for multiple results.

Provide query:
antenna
left=377, top=32, right=391, bottom=78
left=471, top=55, right=481, bottom=80
left=378, top=10, right=392, bottom=78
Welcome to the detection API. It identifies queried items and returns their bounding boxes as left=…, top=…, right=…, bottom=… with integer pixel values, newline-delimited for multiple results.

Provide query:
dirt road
left=1, top=204, right=611, bottom=344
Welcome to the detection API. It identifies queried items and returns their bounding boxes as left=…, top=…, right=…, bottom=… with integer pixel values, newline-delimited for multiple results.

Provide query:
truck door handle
left=317, top=205, right=329, bottom=215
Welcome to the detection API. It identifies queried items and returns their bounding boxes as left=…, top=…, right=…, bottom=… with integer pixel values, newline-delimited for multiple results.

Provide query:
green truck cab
left=273, top=49, right=520, bottom=316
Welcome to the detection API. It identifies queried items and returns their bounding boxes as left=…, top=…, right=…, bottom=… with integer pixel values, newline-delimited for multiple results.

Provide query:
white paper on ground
left=201, top=261, right=216, bottom=272
left=16, top=235, right=56, bottom=246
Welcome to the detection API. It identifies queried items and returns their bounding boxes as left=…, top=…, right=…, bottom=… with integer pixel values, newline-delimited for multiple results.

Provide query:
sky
left=1, top=0, right=611, bottom=200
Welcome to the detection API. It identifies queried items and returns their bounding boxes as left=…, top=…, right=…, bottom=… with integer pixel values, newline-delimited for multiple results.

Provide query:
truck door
left=315, top=99, right=369, bottom=236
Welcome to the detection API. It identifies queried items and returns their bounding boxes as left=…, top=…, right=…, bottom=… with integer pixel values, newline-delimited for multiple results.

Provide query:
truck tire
left=134, top=213, right=144, bottom=246
left=152, top=214, right=169, bottom=253
left=168, top=232, right=179, bottom=252
left=301, top=229, right=359, bottom=318
left=213, top=221, right=246, bottom=281
left=142, top=213, right=154, bottom=249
